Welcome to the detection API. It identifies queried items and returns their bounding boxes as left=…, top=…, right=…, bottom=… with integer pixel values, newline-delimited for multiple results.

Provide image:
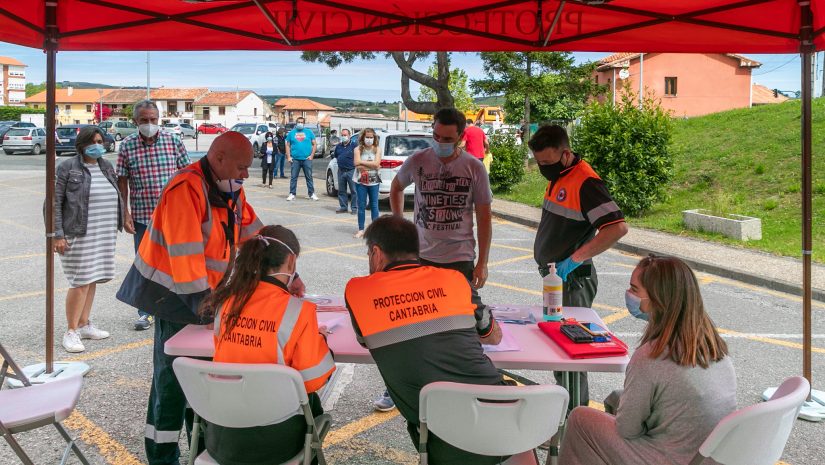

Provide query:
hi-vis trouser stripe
left=362, top=314, right=476, bottom=349
left=145, top=424, right=180, bottom=444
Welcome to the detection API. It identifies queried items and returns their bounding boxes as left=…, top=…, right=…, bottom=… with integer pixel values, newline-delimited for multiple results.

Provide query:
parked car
left=0, top=121, right=37, bottom=143
left=55, top=124, right=116, bottom=156
left=100, top=120, right=138, bottom=140
left=162, top=122, right=196, bottom=139
left=2, top=127, right=47, bottom=155
left=229, top=123, right=270, bottom=155
left=196, top=123, right=227, bottom=135
left=325, top=130, right=433, bottom=197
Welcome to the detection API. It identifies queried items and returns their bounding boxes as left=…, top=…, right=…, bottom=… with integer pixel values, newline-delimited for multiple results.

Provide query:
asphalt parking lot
left=0, top=151, right=823, bottom=465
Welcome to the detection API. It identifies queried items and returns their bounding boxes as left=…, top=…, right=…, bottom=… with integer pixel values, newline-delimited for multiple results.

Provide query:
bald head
left=207, top=131, right=253, bottom=181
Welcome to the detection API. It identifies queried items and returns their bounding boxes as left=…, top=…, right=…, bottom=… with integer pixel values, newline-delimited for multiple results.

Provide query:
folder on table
left=538, top=321, right=628, bottom=359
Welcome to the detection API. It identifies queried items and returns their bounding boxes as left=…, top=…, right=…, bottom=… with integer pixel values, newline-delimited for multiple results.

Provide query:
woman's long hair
left=358, top=128, right=379, bottom=153
left=199, top=225, right=300, bottom=338
left=637, top=255, right=728, bottom=368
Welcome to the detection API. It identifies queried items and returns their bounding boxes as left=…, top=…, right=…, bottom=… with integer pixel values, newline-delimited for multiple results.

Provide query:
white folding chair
left=689, top=376, right=810, bottom=465
left=0, top=342, right=90, bottom=465
left=418, top=382, right=569, bottom=465
left=172, top=357, right=331, bottom=465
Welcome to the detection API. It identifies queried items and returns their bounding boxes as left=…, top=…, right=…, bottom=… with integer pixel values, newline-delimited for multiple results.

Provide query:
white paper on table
left=482, top=324, right=521, bottom=352
left=305, top=294, right=347, bottom=312
left=317, top=314, right=346, bottom=333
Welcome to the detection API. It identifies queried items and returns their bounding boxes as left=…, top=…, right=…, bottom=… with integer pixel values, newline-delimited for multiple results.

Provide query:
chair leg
left=54, top=422, right=91, bottom=465
left=187, top=413, right=202, bottom=465
left=2, top=432, right=36, bottom=465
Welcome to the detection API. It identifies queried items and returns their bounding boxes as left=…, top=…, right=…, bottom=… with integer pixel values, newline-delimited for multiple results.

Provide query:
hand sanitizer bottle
left=543, top=263, right=563, bottom=321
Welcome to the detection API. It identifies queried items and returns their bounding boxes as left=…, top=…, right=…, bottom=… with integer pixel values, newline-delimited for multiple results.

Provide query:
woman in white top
left=353, top=127, right=382, bottom=238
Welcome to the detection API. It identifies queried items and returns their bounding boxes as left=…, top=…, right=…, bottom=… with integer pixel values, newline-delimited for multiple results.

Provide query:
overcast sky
left=0, top=42, right=813, bottom=101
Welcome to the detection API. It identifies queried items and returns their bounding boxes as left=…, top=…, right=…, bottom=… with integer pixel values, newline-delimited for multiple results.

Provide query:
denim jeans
left=356, top=183, right=379, bottom=230
left=338, top=168, right=357, bottom=212
left=274, top=153, right=286, bottom=177
left=289, top=158, right=314, bottom=196
left=133, top=222, right=149, bottom=318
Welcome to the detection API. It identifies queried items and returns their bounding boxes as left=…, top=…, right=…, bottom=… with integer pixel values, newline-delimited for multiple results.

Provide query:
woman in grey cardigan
left=559, top=255, right=736, bottom=465
left=54, top=126, right=124, bottom=353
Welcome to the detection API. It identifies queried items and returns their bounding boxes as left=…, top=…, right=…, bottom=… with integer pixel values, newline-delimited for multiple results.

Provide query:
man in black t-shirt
left=528, top=125, right=628, bottom=410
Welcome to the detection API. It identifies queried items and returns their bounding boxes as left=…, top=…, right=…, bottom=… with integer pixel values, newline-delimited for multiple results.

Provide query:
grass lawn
left=498, top=98, right=825, bottom=262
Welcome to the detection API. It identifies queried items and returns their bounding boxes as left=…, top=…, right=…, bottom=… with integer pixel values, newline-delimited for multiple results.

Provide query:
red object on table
left=538, top=320, right=628, bottom=359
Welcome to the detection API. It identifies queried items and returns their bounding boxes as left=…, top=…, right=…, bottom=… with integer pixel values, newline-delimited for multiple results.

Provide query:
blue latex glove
left=555, top=257, right=582, bottom=282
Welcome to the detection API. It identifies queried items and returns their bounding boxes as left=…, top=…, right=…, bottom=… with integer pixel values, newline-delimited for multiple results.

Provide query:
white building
left=0, top=56, right=27, bottom=106
left=151, top=87, right=209, bottom=124
left=194, top=91, right=273, bottom=127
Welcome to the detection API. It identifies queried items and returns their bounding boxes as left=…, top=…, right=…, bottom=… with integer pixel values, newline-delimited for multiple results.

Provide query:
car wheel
left=31, top=144, right=41, bottom=155
left=252, top=142, right=259, bottom=154
left=115, top=133, right=123, bottom=141
left=3, top=149, right=13, bottom=155
left=326, top=170, right=338, bottom=197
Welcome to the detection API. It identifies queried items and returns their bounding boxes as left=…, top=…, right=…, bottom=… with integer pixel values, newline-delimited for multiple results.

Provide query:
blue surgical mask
left=216, top=179, right=244, bottom=193
left=295, top=123, right=304, bottom=131
left=625, top=290, right=649, bottom=321
left=434, top=141, right=455, bottom=158
left=341, top=136, right=350, bottom=144
left=84, top=144, right=106, bottom=159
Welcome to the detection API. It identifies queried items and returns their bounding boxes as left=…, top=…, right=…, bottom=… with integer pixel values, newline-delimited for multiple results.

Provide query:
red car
left=197, top=123, right=227, bottom=135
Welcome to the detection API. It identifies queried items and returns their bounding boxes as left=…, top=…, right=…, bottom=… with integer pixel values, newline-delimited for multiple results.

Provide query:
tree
left=301, top=52, right=454, bottom=114
left=92, top=103, right=113, bottom=123
left=472, top=52, right=603, bottom=139
left=26, top=82, right=63, bottom=98
left=419, top=62, right=477, bottom=114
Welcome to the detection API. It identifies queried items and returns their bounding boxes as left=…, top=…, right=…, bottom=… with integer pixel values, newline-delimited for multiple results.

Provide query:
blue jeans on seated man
left=289, top=158, right=314, bottom=196
left=338, top=168, right=357, bottom=212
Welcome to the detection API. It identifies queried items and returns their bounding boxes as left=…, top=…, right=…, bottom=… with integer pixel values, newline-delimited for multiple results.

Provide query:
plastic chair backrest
left=697, top=376, right=809, bottom=465
left=419, top=382, right=569, bottom=457
left=173, top=357, right=308, bottom=428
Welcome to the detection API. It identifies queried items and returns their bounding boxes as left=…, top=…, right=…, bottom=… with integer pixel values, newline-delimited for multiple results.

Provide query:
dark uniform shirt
left=333, top=141, right=356, bottom=171
left=534, top=155, right=625, bottom=267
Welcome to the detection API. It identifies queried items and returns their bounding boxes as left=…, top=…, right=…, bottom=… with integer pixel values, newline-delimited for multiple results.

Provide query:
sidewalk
left=491, top=197, right=825, bottom=302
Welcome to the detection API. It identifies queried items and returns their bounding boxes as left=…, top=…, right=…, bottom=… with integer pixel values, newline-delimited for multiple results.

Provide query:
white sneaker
left=77, top=322, right=110, bottom=340
left=286, top=193, right=295, bottom=201
left=310, top=194, right=319, bottom=201
left=354, top=230, right=365, bottom=238
left=62, top=330, right=85, bottom=353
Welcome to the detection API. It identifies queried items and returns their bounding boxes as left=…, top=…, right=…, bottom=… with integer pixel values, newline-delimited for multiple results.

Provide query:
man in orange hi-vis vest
left=117, top=132, right=302, bottom=465
left=345, top=215, right=508, bottom=465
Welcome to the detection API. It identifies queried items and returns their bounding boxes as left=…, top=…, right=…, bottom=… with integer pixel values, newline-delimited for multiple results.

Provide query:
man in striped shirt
left=116, top=100, right=190, bottom=331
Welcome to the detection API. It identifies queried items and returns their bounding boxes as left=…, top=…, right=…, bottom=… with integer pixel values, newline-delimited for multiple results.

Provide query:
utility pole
left=524, top=53, right=532, bottom=142
left=820, top=51, right=825, bottom=98
left=146, top=52, right=150, bottom=99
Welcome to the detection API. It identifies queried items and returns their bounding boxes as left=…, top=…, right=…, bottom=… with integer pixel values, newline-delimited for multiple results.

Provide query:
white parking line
left=615, top=332, right=825, bottom=339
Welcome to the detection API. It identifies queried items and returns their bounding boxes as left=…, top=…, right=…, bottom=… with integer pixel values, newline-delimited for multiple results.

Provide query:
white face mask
left=216, top=179, right=244, bottom=193
left=139, top=123, right=159, bottom=138
left=363, top=137, right=374, bottom=146
left=260, top=235, right=297, bottom=287
left=268, top=271, right=296, bottom=288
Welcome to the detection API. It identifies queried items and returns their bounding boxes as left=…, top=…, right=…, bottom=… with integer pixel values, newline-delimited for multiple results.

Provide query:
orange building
left=594, top=53, right=762, bottom=117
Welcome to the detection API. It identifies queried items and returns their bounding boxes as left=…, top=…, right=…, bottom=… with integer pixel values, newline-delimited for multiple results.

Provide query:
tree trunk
left=392, top=52, right=454, bottom=115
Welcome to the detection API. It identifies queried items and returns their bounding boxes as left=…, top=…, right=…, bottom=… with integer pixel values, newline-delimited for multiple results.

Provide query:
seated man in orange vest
left=199, top=224, right=335, bottom=465
left=345, top=215, right=508, bottom=465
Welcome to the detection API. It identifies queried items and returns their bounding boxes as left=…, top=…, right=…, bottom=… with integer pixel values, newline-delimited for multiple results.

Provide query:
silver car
left=2, top=127, right=47, bottom=155
left=162, top=123, right=196, bottom=139
left=325, top=130, right=434, bottom=197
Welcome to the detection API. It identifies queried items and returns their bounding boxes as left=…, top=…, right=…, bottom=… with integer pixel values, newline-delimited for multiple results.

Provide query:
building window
left=86, top=104, right=92, bottom=112
left=203, top=107, right=210, bottom=119
left=168, top=101, right=177, bottom=114
left=74, top=120, right=80, bottom=124
left=218, top=106, right=225, bottom=116
left=33, top=104, right=39, bottom=109
left=595, top=75, right=599, bottom=85
left=665, top=77, right=677, bottom=96
left=185, top=102, right=193, bottom=112
left=65, top=104, right=71, bottom=111
left=254, top=108, right=257, bottom=116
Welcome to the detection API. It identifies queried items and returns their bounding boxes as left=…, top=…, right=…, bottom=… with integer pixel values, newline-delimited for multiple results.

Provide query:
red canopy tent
left=0, top=0, right=820, bottom=392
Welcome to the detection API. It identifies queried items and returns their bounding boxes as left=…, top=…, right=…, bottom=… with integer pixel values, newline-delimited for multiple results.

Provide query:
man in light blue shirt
left=285, top=117, right=317, bottom=201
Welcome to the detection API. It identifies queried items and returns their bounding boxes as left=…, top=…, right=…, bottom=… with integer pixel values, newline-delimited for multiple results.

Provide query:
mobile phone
left=578, top=322, right=610, bottom=336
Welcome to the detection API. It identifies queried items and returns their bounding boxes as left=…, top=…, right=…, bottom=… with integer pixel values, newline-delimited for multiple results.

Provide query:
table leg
left=188, top=412, right=201, bottom=465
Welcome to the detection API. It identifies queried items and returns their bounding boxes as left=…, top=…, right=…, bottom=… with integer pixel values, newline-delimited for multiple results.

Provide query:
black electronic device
left=560, top=324, right=594, bottom=343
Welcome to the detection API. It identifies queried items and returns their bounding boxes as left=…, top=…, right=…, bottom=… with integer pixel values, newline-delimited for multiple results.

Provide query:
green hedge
left=489, top=134, right=527, bottom=192
left=572, top=90, right=673, bottom=216
left=0, top=106, right=45, bottom=121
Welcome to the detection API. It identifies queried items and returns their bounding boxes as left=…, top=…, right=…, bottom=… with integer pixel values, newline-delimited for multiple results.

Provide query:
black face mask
left=539, top=162, right=565, bottom=182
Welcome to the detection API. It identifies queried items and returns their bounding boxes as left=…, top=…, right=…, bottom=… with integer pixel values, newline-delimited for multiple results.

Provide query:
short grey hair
left=133, top=99, right=159, bottom=120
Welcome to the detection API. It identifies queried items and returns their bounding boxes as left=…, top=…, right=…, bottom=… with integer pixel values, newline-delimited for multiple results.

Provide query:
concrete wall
left=594, top=53, right=753, bottom=117
left=329, top=115, right=432, bottom=133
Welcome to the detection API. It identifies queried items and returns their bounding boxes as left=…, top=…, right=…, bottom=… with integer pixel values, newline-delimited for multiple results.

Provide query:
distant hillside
left=475, top=95, right=505, bottom=106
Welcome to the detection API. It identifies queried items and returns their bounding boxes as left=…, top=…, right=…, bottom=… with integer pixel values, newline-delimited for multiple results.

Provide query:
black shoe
left=350, top=210, right=357, bottom=215
left=279, top=176, right=287, bottom=179
left=335, top=209, right=348, bottom=214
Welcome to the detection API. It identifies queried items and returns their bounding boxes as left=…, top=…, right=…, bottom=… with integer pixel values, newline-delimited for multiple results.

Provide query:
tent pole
left=44, top=0, right=58, bottom=374
left=800, top=2, right=814, bottom=398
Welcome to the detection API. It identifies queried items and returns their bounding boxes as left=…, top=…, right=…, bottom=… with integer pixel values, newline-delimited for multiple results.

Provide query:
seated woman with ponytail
left=199, top=225, right=336, bottom=465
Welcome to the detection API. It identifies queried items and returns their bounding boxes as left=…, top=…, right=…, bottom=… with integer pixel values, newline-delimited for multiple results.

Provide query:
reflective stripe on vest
left=133, top=252, right=210, bottom=295
left=345, top=265, right=476, bottom=349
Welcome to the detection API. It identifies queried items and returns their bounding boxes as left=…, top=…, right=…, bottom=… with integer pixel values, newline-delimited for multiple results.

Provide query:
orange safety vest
left=345, top=263, right=476, bottom=349
left=213, top=278, right=335, bottom=393
left=542, top=159, right=601, bottom=222
left=116, top=159, right=263, bottom=323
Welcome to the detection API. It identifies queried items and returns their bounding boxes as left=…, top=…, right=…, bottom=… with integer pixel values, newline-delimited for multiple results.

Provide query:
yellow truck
left=464, top=106, right=504, bottom=124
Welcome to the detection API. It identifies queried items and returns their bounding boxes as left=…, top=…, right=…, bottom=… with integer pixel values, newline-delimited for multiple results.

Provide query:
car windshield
left=7, top=129, right=30, bottom=137
left=163, top=124, right=177, bottom=128
left=232, top=125, right=255, bottom=135
left=385, top=135, right=436, bottom=157
left=56, top=128, right=76, bottom=137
